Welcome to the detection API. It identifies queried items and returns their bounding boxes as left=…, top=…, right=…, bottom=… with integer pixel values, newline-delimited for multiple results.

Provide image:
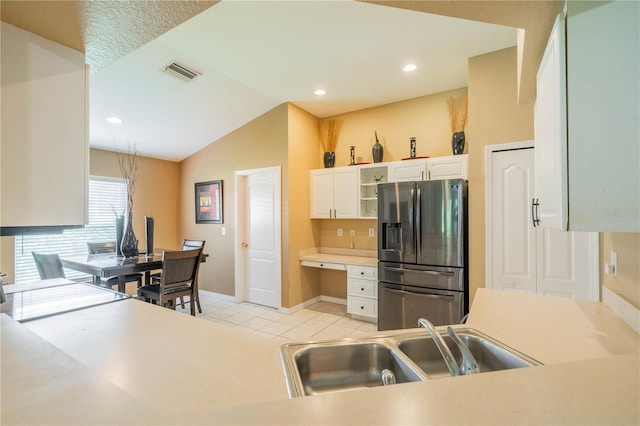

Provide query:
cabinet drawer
left=347, top=265, right=377, bottom=280
left=300, top=260, right=346, bottom=271
left=348, top=279, right=377, bottom=298
left=347, top=297, right=377, bottom=318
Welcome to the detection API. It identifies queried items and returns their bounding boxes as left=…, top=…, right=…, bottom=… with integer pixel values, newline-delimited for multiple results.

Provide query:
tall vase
left=372, top=140, right=383, bottom=163
left=323, top=151, right=335, bottom=168
left=452, top=131, right=465, bottom=155
left=120, top=212, right=138, bottom=258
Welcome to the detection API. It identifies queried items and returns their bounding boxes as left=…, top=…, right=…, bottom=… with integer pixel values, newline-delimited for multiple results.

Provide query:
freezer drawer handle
left=384, top=267, right=455, bottom=276
left=386, top=288, right=456, bottom=300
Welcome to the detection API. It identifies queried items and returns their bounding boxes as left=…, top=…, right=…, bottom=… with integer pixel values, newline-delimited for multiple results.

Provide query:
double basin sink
left=280, top=327, right=541, bottom=398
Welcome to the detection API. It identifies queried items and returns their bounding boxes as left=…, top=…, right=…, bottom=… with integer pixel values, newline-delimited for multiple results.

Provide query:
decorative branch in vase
left=318, top=119, right=343, bottom=168
left=116, top=142, right=139, bottom=257
left=447, top=94, right=468, bottom=155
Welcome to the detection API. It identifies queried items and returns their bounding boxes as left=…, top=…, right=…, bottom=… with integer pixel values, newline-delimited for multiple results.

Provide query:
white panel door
left=537, top=228, right=596, bottom=299
left=491, top=149, right=537, bottom=294
left=489, top=145, right=598, bottom=301
left=245, top=168, right=281, bottom=308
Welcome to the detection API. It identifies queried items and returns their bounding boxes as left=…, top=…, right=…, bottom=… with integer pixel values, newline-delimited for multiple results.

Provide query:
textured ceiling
left=1, top=0, right=217, bottom=72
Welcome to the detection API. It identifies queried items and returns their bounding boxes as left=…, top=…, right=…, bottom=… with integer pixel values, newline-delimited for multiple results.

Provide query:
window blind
left=14, top=176, right=127, bottom=283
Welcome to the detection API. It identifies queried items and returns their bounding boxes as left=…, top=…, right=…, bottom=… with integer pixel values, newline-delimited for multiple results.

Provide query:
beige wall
left=90, top=149, right=180, bottom=252
left=286, top=104, right=324, bottom=307
left=0, top=149, right=179, bottom=283
left=467, top=47, right=534, bottom=303
left=601, top=233, right=640, bottom=308
left=179, top=104, right=289, bottom=298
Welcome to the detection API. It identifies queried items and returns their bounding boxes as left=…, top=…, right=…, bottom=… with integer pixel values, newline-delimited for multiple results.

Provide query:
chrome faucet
left=417, top=318, right=480, bottom=376
left=417, top=318, right=460, bottom=377
left=447, top=327, right=480, bottom=375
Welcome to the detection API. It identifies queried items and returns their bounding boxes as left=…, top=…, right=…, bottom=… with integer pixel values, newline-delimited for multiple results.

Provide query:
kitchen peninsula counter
left=2, top=287, right=638, bottom=425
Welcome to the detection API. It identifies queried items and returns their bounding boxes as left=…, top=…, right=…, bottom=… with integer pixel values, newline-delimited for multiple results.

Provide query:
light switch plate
left=337, top=228, right=343, bottom=237
left=369, top=228, right=375, bottom=237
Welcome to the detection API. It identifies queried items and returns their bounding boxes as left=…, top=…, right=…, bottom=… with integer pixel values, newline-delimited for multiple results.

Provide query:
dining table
left=60, top=250, right=208, bottom=293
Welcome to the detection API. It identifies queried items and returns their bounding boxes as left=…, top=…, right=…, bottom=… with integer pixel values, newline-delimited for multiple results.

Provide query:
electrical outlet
left=369, top=228, right=375, bottom=237
left=350, top=229, right=356, bottom=237
left=221, top=227, right=226, bottom=236
left=337, top=228, right=343, bottom=237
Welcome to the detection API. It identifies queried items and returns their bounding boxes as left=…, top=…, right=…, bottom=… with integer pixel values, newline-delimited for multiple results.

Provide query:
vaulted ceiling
left=1, top=0, right=563, bottom=161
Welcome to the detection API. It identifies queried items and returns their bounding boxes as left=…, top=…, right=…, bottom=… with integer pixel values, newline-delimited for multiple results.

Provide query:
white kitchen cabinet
left=388, top=159, right=427, bottom=182
left=534, top=2, right=639, bottom=232
left=346, top=265, right=378, bottom=322
left=310, top=167, right=357, bottom=219
left=426, top=155, right=468, bottom=181
left=1, top=23, right=88, bottom=232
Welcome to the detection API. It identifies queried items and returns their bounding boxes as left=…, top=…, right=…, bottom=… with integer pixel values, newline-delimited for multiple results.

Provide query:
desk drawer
left=348, top=279, right=377, bottom=298
left=347, top=297, right=377, bottom=318
left=347, top=265, right=377, bottom=280
left=300, top=260, right=346, bottom=271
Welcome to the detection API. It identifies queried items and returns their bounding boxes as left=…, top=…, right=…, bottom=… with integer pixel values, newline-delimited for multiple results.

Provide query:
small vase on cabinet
left=452, top=131, right=465, bottom=155
left=323, top=151, right=335, bottom=168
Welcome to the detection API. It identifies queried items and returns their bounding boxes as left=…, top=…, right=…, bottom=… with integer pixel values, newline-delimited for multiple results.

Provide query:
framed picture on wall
left=195, top=180, right=223, bottom=224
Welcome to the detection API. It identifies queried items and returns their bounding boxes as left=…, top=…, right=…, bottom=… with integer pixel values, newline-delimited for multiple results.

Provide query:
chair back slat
left=32, top=252, right=65, bottom=279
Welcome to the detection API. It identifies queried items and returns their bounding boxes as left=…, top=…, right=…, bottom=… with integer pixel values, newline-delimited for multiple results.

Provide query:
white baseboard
left=319, top=295, right=347, bottom=305
left=199, top=289, right=238, bottom=303
left=602, top=286, right=640, bottom=334
left=277, top=295, right=347, bottom=315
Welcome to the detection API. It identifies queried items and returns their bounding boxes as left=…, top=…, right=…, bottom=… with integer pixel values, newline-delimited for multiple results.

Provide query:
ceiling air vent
left=163, top=62, right=201, bottom=82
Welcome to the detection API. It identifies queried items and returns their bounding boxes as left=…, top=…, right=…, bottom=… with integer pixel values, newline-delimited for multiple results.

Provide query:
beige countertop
left=2, top=286, right=639, bottom=425
left=299, top=248, right=377, bottom=267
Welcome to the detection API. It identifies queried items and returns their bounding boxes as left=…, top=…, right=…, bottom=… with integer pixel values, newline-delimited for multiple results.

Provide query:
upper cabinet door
left=332, top=167, right=358, bottom=218
left=1, top=23, right=88, bottom=229
left=310, top=169, right=334, bottom=218
left=565, top=0, right=639, bottom=232
left=534, top=11, right=568, bottom=230
left=426, top=155, right=468, bottom=181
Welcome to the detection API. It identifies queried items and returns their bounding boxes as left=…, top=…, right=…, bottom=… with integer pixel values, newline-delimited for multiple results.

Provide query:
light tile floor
left=173, top=291, right=378, bottom=341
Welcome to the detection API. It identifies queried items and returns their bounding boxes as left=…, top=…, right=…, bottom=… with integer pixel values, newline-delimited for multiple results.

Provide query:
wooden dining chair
left=87, top=242, right=143, bottom=289
left=137, top=248, right=202, bottom=316
left=151, top=239, right=206, bottom=313
left=32, top=252, right=66, bottom=279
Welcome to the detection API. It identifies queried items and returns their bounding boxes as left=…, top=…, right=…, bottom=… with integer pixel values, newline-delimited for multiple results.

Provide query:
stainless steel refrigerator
left=377, top=179, right=468, bottom=330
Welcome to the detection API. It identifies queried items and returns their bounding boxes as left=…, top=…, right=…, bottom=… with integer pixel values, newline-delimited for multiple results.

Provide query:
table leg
left=118, top=276, right=126, bottom=293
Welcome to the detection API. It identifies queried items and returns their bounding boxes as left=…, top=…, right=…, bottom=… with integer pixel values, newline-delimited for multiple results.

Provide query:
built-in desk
left=300, top=250, right=378, bottom=322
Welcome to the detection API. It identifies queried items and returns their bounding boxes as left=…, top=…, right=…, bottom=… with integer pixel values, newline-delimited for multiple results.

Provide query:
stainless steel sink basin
left=281, top=340, right=427, bottom=397
left=396, top=328, right=540, bottom=379
left=280, top=328, right=541, bottom=398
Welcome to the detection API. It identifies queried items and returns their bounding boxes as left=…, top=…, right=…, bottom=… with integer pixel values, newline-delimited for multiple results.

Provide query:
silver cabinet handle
left=531, top=198, right=540, bottom=227
left=385, top=288, right=455, bottom=300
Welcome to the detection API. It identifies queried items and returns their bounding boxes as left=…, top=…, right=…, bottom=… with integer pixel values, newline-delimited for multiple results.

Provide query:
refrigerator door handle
left=416, top=187, right=422, bottom=258
left=384, top=266, right=455, bottom=276
left=385, top=288, right=456, bottom=300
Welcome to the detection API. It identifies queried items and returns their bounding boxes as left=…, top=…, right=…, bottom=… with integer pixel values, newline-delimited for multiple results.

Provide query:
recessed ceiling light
left=314, top=89, right=326, bottom=96
left=403, top=64, right=417, bottom=72
left=106, top=116, right=122, bottom=124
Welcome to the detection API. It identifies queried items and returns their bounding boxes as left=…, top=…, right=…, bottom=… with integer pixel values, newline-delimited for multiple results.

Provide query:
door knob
left=241, top=242, right=248, bottom=248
